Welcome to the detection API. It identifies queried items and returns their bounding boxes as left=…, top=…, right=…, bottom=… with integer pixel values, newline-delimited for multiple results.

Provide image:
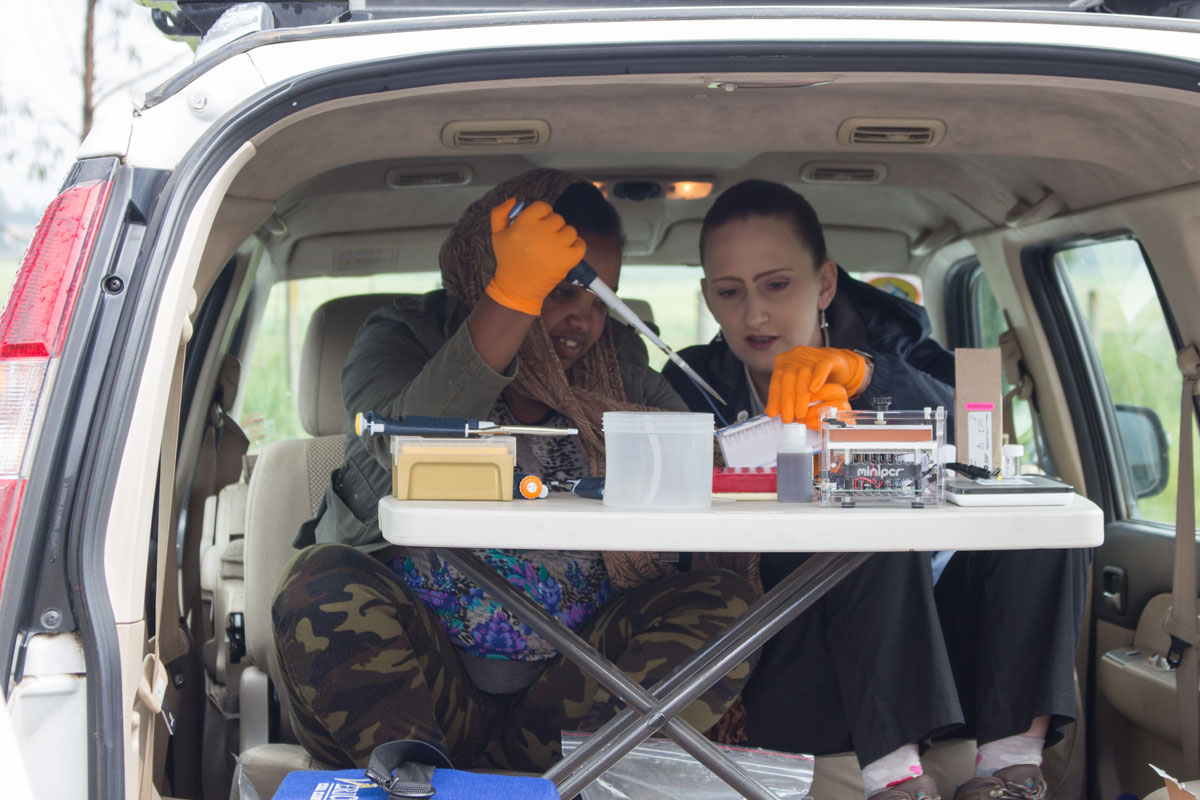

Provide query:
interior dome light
left=666, top=181, right=713, bottom=200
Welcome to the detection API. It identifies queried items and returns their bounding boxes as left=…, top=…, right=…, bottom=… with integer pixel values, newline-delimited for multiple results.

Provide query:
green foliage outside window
left=1056, top=239, right=1199, bottom=527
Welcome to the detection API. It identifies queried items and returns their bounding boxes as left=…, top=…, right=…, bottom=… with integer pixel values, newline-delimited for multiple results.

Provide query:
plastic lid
left=602, top=411, right=714, bottom=433
left=1003, top=444, right=1025, bottom=457
left=779, top=423, right=811, bottom=449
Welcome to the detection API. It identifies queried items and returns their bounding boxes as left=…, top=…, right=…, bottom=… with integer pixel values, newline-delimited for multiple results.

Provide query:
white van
left=3, top=2, right=1200, bottom=798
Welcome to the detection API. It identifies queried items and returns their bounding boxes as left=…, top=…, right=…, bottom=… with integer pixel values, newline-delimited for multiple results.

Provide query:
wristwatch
left=851, top=349, right=874, bottom=399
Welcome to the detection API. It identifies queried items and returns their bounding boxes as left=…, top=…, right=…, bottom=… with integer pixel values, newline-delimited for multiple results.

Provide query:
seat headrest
left=297, top=294, right=406, bottom=437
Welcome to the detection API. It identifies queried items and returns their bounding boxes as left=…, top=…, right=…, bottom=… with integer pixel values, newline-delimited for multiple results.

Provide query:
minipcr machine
left=819, top=403, right=946, bottom=508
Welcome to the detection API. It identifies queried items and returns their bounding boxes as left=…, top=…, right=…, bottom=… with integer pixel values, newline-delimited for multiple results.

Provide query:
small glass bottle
left=777, top=423, right=815, bottom=503
left=1002, top=443, right=1024, bottom=479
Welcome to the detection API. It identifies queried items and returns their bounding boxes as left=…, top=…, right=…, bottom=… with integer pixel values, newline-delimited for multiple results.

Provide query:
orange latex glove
left=802, top=382, right=853, bottom=431
left=486, top=198, right=587, bottom=316
left=765, top=346, right=868, bottom=425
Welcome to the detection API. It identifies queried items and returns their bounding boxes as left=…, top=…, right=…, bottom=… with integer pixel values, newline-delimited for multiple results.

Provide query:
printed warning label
left=967, top=410, right=993, bottom=470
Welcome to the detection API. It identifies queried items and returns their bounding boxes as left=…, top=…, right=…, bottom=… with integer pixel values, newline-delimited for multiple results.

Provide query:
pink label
left=964, top=402, right=995, bottom=411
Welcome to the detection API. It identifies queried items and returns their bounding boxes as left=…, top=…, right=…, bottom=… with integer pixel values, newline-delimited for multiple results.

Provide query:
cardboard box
left=954, top=348, right=1002, bottom=471
left=1150, top=764, right=1199, bottom=800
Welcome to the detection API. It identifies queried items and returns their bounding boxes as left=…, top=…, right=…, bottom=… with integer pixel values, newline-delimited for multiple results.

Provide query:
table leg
left=546, top=552, right=872, bottom=799
left=437, top=547, right=777, bottom=799
left=440, top=548, right=871, bottom=799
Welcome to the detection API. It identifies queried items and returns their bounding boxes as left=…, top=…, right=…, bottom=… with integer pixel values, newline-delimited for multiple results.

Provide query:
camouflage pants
left=272, top=543, right=757, bottom=772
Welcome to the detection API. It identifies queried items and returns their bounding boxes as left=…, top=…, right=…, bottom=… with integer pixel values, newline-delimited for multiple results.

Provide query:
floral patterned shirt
left=392, top=399, right=611, bottom=663
left=393, top=548, right=612, bottom=661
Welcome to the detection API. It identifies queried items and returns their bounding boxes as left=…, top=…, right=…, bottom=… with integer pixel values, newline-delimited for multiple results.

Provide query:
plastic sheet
left=230, top=754, right=261, bottom=800
left=560, top=732, right=814, bottom=800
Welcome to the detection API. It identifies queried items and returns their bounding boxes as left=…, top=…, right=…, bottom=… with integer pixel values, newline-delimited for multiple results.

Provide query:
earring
left=715, top=329, right=724, bottom=343
left=819, top=308, right=831, bottom=348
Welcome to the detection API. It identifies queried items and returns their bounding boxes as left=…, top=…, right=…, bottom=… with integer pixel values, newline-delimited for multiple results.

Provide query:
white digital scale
left=945, top=475, right=1075, bottom=507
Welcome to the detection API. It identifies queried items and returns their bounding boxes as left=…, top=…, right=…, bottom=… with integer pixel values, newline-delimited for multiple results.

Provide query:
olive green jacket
left=295, top=289, right=687, bottom=550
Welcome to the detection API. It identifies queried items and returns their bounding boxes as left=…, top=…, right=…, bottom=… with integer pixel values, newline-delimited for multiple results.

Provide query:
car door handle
left=1102, top=565, right=1126, bottom=615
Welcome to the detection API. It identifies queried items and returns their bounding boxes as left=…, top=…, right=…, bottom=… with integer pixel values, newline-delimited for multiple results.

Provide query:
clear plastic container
left=603, top=412, right=714, bottom=509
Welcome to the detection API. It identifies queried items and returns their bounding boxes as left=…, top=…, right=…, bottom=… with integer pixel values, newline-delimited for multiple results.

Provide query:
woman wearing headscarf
left=272, top=169, right=757, bottom=772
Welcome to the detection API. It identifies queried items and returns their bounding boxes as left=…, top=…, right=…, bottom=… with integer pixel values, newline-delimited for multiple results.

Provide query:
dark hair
left=699, top=179, right=827, bottom=267
left=554, top=181, right=625, bottom=246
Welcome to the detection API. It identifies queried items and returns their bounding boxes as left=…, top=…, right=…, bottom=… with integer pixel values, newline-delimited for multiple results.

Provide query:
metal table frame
left=380, top=493, right=1102, bottom=798
left=439, top=547, right=872, bottom=799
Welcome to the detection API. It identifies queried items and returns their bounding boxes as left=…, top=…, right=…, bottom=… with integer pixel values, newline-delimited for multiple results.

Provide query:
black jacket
left=663, top=268, right=956, bottom=426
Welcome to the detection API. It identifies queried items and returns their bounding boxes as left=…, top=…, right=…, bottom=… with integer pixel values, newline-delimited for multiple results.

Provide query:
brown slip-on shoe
left=867, top=774, right=942, bottom=800
left=952, top=764, right=1048, bottom=799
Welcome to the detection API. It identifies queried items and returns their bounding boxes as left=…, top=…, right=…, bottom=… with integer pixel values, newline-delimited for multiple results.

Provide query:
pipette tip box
left=716, top=414, right=784, bottom=468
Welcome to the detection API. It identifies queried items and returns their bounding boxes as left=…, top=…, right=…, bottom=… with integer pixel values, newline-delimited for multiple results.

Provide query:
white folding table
left=379, top=493, right=1103, bottom=799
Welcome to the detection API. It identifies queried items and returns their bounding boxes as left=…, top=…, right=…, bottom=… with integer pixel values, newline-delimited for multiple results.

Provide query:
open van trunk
left=3, top=7, right=1200, bottom=799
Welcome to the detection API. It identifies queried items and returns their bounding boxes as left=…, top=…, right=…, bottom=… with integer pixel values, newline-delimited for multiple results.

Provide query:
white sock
left=862, top=743, right=923, bottom=798
left=975, top=734, right=1044, bottom=777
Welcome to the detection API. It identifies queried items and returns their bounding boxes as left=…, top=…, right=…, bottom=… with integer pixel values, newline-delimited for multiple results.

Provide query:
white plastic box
left=714, top=414, right=784, bottom=467
left=602, top=412, right=714, bottom=509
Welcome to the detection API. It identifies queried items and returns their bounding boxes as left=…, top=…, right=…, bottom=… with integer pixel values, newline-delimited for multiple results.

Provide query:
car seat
left=237, top=293, right=406, bottom=798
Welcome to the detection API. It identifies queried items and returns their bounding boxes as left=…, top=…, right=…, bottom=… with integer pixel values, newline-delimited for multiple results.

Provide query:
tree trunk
left=83, top=0, right=97, bottom=139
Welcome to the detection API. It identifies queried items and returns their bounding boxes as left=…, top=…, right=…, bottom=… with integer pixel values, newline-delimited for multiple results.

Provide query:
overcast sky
left=0, top=0, right=191, bottom=216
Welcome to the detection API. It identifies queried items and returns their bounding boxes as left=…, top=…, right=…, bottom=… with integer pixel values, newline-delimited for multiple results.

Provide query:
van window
left=236, top=267, right=719, bottom=448
left=237, top=266, right=927, bottom=451
left=239, top=272, right=442, bottom=450
left=617, top=266, right=717, bottom=369
left=1054, top=238, right=1198, bottom=526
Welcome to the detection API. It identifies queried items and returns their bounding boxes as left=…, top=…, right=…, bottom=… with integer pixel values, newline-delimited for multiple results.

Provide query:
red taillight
left=0, top=178, right=112, bottom=592
left=0, top=479, right=27, bottom=585
left=0, top=180, right=112, bottom=359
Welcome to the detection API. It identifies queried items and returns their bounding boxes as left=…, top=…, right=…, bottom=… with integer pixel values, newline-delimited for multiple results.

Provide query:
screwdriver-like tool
left=356, top=411, right=577, bottom=438
left=507, top=200, right=727, bottom=407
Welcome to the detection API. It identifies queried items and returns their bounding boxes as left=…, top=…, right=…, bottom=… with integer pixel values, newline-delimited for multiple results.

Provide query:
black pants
left=740, top=547, right=1091, bottom=767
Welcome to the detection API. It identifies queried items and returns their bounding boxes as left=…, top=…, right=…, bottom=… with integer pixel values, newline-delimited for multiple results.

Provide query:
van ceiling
left=225, top=72, right=1200, bottom=276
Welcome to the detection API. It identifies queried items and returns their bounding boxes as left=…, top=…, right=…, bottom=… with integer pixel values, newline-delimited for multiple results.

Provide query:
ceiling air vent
left=800, top=162, right=887, bottom=184
left=384, top=164, right=472, bottom=189
left=441, top=120, right=551, bottom=150
left=837, top=118, right=946, bottom=147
